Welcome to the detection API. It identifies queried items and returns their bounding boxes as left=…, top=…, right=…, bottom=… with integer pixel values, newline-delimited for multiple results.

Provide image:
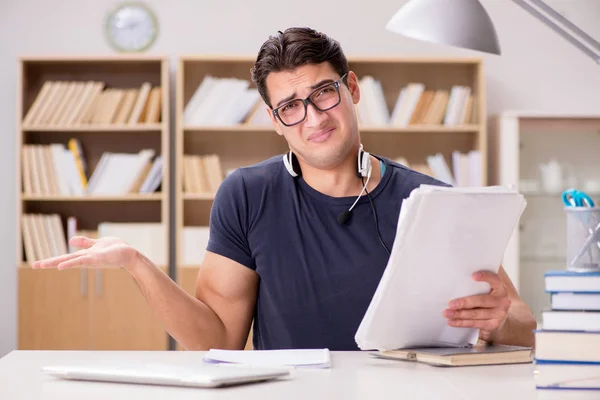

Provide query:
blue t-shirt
left=206, top=154, right=446, bottom=350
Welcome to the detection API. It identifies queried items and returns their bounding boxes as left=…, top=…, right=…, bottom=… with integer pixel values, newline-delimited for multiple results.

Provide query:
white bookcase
left=489, top=111, right=600, bottom=321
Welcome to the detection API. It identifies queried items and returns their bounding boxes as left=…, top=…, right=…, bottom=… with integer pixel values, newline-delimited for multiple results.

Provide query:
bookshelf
left=489, top=111, right=600, bottom=322
left=175, top=55, right=488, bottom=349
left=16, top=55, right=170, bottom=350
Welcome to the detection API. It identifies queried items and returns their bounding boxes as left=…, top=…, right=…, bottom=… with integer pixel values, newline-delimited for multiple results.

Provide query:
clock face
left=106, top=3, right=158, bottom=52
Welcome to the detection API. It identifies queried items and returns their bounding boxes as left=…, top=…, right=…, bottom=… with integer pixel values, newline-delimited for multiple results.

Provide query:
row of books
left=21, top=214, right=206, bottom=267
left=182, top=154, right=225, bottom=194
left=396, top=150, right=482, bottom=187
left=350, top=77, right=475, bottom=127
left=183, top=75, right=476, bottom=128
left=22, top=216, right=167, bottom=266
left=22, top=80, right=161, bottom=126
left=21, top=213, right=67, bottom=263
left=21, top=142, right=163, bottom=196
left=534, top=269, right=600, bottom=394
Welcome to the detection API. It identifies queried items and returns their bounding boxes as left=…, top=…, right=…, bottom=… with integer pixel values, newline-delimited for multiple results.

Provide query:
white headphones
left=283, top=144, right=371, bottom=179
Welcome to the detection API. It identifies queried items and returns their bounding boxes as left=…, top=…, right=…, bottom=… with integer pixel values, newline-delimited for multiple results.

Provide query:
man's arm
left=444, top=266, right=537, bottom=348
left=33, top=234, right=258, bottom=350
left=129, top=249, right=258, bottom=350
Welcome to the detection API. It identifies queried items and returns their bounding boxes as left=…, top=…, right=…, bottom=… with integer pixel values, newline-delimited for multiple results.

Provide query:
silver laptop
left=42, top=362, right=290, bottom=388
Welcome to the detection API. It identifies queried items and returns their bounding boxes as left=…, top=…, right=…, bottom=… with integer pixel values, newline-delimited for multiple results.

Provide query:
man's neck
left=300, top=155, right=381, bottom=198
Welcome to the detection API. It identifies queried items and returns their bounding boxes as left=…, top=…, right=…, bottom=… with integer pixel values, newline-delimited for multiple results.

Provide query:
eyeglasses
left=272, top=73, right=348, bottom=127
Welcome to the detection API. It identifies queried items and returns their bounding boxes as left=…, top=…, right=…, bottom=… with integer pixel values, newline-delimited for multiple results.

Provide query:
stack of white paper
left=203, top=349, right=331, bottom=369
left=355, top=185, right=526, bottom=351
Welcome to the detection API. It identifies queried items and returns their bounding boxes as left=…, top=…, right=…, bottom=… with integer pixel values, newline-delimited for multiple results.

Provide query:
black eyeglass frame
left=271, top=73, right=349, bottom=127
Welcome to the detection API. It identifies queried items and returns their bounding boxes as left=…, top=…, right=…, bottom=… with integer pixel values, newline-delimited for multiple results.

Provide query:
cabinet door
left=176, top=267, right=253, bottom=350
left=18, top=267, right=91, bottom=350
left=89, top=267, right=169, bottom=350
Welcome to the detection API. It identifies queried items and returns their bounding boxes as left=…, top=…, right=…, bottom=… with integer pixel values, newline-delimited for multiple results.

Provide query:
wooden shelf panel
left=17, top=55, right=171, bottom=352
left=22, top=124, right=164, bottom=132
left=20, top=55, right=167, bottom=62
left=22, top=194, right=163, bottom=202
left=183, top=124, right=481, bottom=133
left=23, top=195, right=163, bottom=231
left=183, top=193, right=215, bottom=200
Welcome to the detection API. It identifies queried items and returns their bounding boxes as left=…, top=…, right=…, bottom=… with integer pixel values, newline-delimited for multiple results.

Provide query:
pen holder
left=565, top=207, right=600, bottom=271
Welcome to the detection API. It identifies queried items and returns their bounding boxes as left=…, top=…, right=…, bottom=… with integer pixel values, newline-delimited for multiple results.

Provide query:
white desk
left=0, top=350, right=538, bottom=399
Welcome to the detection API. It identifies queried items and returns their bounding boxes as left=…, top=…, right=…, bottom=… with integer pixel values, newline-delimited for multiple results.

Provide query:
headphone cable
left=362, top=177, right=390, bottom=256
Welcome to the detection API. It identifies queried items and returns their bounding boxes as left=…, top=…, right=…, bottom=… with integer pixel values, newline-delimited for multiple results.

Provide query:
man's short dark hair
left=250, top=27, right=350, bottom=108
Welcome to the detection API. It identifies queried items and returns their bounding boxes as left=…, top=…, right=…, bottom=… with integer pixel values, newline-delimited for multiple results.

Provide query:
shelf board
left=520, top=255, right=566, bottom=264
left=183, top=124, right=481, bottom=133
left=19, top=263, right=168, bottom=269
left=22, top=194, right=163, bottom=202
left=21, top=124, right=164, bottom=132
left=361, top=125, right=481, bottom=133
left=183, top=193, right=215, bottom=200
left=522, top=190, right=600, bottom=198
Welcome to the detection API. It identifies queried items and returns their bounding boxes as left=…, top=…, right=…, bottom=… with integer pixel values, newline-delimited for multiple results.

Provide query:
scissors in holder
left=562, top=189, right=600, bottom=268
left=562, top=188, right=595, bottom=208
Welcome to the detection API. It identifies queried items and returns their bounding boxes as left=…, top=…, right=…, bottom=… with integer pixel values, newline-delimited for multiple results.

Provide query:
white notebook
left=355, top=185, right=526, bottom=351
left=43, top=362, right=290, bottom=388
left=204, top=349, right=331, bottom=369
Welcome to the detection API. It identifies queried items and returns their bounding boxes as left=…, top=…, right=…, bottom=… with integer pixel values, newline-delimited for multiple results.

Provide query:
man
left=33, top=27, right=536, bottom=351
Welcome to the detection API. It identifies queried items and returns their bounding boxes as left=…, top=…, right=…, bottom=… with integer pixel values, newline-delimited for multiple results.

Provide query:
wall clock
left=105, top=2, right=159, bottom=52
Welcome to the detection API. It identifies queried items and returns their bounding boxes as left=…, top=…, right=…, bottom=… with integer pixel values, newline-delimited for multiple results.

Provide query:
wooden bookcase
left=174, top=55, right=488, bottom=349
left=16, top=55, right=171, bottom=350
left=489, top=112, right=600, bottom=321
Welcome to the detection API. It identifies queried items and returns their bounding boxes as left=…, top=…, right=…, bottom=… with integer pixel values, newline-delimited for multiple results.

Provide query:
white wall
left=1, top=0, right=599, bottom=357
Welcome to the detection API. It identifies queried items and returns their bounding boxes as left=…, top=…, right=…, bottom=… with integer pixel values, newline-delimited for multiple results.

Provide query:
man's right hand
left=32, top=236, right=140, bottom=272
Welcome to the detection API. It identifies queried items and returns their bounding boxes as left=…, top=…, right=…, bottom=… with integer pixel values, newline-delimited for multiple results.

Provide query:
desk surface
left=0, top=350, right=538, bottom=399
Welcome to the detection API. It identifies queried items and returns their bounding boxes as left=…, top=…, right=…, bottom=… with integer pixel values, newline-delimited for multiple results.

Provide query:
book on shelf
left=182, top=226, right=210, bottom=266
left=534, top=269, right=600, bottom=392
left=394, top=151, right=482, bottom=187
left=182, top=154, right=224, bottom=195
left=184, top=75, right=262, bottom=126
left=22, top=80, right=161, bottom=127
left=21, top=142, right=163, bottom=196
left=96, top=222, right=166, bottom=266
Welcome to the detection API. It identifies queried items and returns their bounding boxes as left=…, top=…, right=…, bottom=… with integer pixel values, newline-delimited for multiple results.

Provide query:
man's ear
left=346, top=71, right=360, bottom=104
left=267, top=106, right=283, bottom=136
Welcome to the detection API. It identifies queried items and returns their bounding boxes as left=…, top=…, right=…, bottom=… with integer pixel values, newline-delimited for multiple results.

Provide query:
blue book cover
left=534, top=329, right=600, bottom=334
left=545, top=270, right=600, bottom=277
left=535, top=359, right=600, bottom=391
left=535, top=359, right=600, bottom=365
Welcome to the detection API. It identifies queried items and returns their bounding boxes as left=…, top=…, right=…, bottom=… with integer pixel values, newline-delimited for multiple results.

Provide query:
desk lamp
left=386, top=0, right=600, bottom=64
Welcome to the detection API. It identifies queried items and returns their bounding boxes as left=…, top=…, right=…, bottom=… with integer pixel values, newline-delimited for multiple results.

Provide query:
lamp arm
left=511, top=0, right=600, bottom=64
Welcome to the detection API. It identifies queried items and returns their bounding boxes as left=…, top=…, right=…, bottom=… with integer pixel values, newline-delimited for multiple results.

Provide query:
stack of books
left=534, top=270, right=600, bottom=397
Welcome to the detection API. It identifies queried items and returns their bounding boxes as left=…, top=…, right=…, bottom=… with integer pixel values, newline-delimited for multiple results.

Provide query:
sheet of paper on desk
left=355, top=185, right=526, bottom=351
left=204, top=349, right=331, bottom=369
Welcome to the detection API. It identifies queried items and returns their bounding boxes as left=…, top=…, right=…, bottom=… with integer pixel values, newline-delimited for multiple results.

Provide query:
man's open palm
left=32, top=236, right=138, bottom=271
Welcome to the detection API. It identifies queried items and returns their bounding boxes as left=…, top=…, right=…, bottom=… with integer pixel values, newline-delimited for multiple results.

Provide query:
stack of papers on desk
left=204, top=348, right=331, bottom=369
left=355, top=185, right=526, bottom=351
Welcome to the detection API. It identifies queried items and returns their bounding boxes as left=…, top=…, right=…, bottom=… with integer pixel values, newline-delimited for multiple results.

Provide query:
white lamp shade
left=386, top=0, right=502, bottom=55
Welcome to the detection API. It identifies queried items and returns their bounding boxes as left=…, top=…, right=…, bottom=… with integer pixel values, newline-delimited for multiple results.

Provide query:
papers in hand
left=355, top=185, right=526, bottom=351
left=204, top=349, right=331, bottom=369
